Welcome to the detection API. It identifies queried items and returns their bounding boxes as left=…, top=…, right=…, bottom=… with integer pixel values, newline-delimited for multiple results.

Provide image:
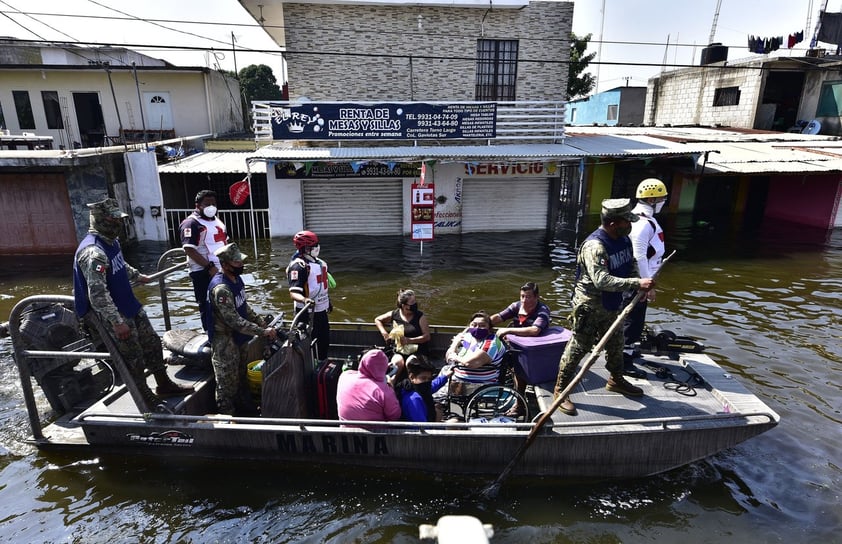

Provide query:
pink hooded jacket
left=336, top=349, right=402, bottom=423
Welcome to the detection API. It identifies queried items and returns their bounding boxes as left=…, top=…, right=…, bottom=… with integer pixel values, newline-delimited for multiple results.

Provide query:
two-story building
left=235, top=0, right=580, bottom=236
left=0, top=40, right=246, bottom=255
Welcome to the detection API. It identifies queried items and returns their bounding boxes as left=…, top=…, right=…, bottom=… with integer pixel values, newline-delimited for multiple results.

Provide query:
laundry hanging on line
left=747, top=35, right=783, bottom=54
left=787, top=30, right=804, bottom=48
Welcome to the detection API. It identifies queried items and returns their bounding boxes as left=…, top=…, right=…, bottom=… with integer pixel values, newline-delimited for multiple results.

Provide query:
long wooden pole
left=480, top=250, right=675, bottom=499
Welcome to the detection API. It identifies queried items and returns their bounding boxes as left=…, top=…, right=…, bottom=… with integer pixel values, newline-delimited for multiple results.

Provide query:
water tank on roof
left=700, top=43, right=729, bottom=65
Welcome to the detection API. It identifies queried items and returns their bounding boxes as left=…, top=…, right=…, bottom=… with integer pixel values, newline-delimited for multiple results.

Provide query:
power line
left=3, top=36, right=832, bottom=74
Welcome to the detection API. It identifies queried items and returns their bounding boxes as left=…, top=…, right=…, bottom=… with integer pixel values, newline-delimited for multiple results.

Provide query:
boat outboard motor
left=16, top=303, right=113, bottom=414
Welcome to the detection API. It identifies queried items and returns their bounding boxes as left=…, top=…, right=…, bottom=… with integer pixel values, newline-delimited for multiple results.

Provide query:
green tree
left=567, top=32, right=597, bottom=100
left=238, top=64, right=283, bottom=104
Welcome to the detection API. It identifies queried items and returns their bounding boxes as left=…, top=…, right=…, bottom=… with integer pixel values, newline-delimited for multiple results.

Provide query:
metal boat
left=0, top=250, right=779, bottom=480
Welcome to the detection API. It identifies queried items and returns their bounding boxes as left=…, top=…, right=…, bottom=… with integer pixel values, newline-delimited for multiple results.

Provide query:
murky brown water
left=0, top=216, right=840, bottom=543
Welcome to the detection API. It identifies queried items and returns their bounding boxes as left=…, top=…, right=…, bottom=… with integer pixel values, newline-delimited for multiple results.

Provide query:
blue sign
left=269, top=102, right=497, bottom=140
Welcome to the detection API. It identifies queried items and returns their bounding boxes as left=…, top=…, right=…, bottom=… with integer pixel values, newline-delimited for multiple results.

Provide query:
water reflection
left=0, top=217, right=840, bottom=542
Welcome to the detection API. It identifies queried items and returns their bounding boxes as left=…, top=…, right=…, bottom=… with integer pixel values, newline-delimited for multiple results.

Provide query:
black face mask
left=408, top=303, right=419, bottom=313
left=229, top=265, right=245, bottom=276
left=413, top=381, right=432, bottom=396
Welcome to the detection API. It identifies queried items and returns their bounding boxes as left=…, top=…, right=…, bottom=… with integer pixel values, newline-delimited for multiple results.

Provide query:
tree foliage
left=238, top=64, right=283, bottom=103
left=568, top=32, right=597, bottom=100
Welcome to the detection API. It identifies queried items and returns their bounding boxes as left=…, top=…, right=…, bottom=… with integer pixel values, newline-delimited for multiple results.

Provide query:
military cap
left=601, top=198, right=639, bottom=222
left=214, top=243, right=248, bottom=263
left=87, top=197, right=129, bottom=219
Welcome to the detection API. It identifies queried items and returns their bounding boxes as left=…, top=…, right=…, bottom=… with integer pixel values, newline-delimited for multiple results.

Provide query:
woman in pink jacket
left=336, top=349, right=402, bottom=424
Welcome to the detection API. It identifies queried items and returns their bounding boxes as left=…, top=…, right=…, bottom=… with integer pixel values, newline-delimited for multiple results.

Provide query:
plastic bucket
left=247, top=360, right=264, bottom=398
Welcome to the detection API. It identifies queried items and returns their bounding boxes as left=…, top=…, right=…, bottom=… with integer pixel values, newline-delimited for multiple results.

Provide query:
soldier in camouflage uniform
left=73, top=197, right=194, bottom=409
left=553, top=199, right=655, bottom=416
left=208, top=243, right=277, bottom=415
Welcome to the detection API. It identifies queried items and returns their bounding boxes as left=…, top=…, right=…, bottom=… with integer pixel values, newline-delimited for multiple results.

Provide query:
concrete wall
left=0, top=68, right=243, bottom=145
left=645, top=65, right=762, bottom=127
left=281, top=1, right=572, bottom=101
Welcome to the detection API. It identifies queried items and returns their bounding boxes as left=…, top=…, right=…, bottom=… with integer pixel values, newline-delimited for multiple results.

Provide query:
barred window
left=713, top=86, right=741, bottom=107
left=475, top=39, right=518, bottom=101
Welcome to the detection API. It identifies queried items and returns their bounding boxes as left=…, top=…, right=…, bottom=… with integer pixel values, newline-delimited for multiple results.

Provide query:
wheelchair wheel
left=464, top=385, right=528, bottom=423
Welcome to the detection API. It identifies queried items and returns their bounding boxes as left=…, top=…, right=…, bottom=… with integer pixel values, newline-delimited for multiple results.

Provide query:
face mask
left=230, top=265, right=244, bottom=276
left=310, top=245, right=320, bottom=259
left=413, top=381, right=432, bottom=397
left=654, top=201, right=665, bottom=214
left=201, top=205, right=217, bottom=218
left=94, top=217, right=123, bottom=240
left=616, top=225, right=632, bottom=237
left=408, top=303, right=419, bottom=313
left=468, top=327, right=490, bottom=340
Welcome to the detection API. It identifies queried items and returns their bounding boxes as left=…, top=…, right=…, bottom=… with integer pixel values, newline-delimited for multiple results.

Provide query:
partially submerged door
left=0, top=173, right=77, bottom=254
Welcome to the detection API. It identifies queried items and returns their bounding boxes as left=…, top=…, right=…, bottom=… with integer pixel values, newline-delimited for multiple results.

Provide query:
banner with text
left=270, top=102, right=497, bottom=140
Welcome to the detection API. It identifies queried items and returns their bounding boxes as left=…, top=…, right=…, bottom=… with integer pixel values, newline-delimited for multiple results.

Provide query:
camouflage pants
left=87, top=309, right=165, bottom=382
left=210, top=334, right=250, bottom=415
left=554, top=302, right=624, bottom=393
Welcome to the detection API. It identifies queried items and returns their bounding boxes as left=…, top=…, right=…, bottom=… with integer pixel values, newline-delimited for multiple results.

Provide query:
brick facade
left=281, top=1, right=572, bottom=101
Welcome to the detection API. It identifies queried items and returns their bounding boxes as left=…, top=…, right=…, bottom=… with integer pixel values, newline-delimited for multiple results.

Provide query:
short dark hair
left=520, top=282, right=539, bottom=296
left=406, top=354, right=435, bottom=374
left=469, top=311, right=492, bottom=329
left=195, top=190, right=217, bottom=204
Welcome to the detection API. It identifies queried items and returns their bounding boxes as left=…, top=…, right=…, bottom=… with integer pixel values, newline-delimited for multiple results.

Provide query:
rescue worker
left=553, top=198, right=655, bottom=415
left=286, top=230, right=332, bottom=362
left=73, top=197, right=194, bottom=409
left=623, top=178, right=669, bottom=376
left=179, top=189, right=228, bottom=332
left=208, top=243, right=277, bottom=415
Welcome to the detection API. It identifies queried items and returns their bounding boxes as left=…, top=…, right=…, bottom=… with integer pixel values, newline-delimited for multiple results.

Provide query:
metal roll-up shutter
left=303, top=178, right=402, bottom=235
left=462, top=177, right=550, bottom=232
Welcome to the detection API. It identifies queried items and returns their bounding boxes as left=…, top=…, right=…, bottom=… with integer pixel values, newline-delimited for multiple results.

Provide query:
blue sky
left=0, top=0, right=838, bottom=94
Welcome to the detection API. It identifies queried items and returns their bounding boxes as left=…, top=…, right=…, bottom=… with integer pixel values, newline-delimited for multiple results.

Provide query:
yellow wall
left=588, top=162, right=615, bottom=213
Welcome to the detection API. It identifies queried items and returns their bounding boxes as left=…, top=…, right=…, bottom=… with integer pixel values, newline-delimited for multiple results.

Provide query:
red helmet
left=293, top=230, right=319, bottom=250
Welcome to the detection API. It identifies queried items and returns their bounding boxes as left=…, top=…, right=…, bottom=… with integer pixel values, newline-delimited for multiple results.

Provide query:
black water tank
left=700, top=43, right=729, bottom=65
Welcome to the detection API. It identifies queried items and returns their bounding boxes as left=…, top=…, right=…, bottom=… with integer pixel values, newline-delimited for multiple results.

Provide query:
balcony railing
left=252, top=100, right=566, bottom=143
left=165, top=209, right=271, bottom=243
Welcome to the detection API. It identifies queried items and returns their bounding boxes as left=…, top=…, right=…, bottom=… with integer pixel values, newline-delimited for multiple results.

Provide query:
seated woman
left=337, top=349, right=402, bottom=426
left=393, top=355, right=451, bottom=422
left=433, top=311, right=507, bottom=407
left=374, top=288, right=431, bottom=385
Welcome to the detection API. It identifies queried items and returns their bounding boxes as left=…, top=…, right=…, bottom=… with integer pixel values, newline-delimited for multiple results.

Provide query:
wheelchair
left=439, top=349, right=528, bottom=423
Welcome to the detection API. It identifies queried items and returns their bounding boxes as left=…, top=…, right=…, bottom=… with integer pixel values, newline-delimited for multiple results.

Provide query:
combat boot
left=606, top=374, right=644, bottom=396
left=552, top=386, right=577, bottom=415
left=154, top=370, right=195, bottom=398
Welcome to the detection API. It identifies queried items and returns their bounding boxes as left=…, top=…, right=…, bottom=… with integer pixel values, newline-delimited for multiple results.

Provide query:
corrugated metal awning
left=246, top=137, right=704, bottom=164
left=687, top=142, right=842, bottom=174
left=158, top=152, right=263, bottom=174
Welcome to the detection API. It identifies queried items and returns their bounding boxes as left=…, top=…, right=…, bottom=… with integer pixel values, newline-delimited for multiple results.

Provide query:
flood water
left=0, top=214, right=840, bottom=543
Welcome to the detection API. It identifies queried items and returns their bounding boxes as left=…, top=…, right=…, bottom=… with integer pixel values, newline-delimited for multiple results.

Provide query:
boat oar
left=479, top=250, right=676, bottom=500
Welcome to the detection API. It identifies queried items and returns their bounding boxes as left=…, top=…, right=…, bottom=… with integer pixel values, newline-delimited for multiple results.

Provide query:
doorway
left=72, top=92, right=105, bottom=147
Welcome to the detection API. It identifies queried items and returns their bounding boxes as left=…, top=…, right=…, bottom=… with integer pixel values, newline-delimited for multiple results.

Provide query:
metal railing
left=252, top=100, right=566, bottom=143
left=165, top=208, right=271, bottom=244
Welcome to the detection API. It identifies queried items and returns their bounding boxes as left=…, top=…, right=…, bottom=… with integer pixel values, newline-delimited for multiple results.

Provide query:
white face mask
left=654, top=201, right=665, bottom=214
left=202, top=205, right=217, bottom=218
left=310, top=245, right=320, bottom=259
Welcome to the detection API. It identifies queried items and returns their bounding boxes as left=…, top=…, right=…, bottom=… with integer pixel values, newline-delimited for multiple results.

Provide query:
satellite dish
left=801, top=119, right=821, bottom=135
